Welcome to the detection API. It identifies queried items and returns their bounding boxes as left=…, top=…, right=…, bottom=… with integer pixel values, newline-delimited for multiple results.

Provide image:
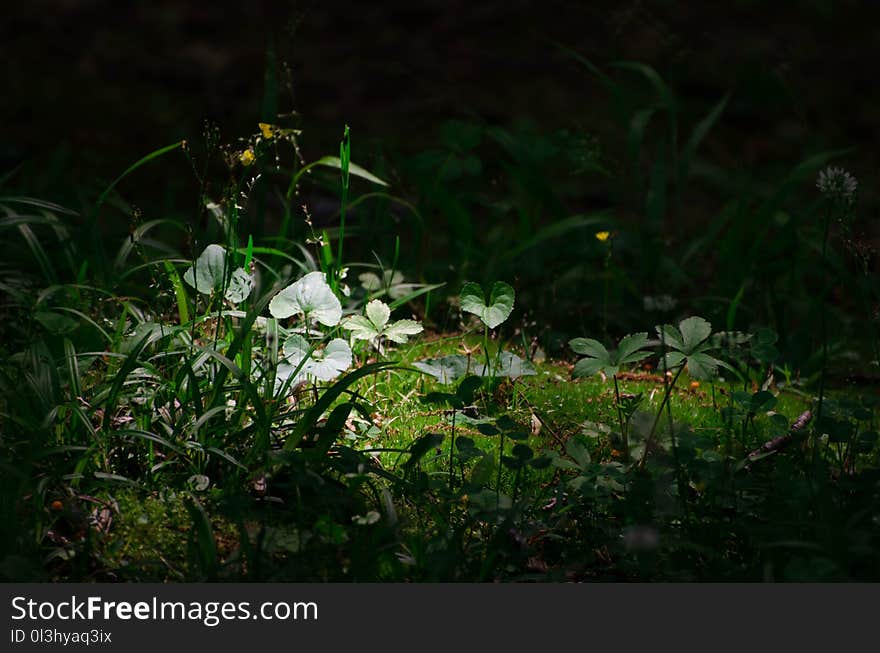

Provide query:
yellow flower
left=239, top=149, right=255, bottom=166
left=258, top=122, right=276, bottom=139
left=595, top=231, right=611, bottom=242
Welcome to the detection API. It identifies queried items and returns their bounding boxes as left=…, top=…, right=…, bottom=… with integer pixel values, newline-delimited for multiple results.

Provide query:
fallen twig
left=743, top=409, right=812, bottom=471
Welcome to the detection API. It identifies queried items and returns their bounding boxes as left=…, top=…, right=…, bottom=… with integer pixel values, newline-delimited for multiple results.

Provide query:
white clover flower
left=816, top=166, right=857, bottom=204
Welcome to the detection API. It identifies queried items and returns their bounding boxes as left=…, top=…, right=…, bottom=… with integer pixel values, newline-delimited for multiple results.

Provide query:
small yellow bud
left=595, top=231, right=611, bottom=242
left=239, top=149, right=255, bottom=166
left=258, top=123, right=276, bottom=139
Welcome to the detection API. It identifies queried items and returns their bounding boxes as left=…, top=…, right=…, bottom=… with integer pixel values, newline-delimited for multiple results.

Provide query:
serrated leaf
left=341, top=298, right=423, bottom=344
left=656, top=351, right=686, bottom=372
left=460, top=281, right=515, bottom=329
left=341, top=315, right=377, bottom=341
left=572, top=357, right=606, bottom=379
left=569, top=337, right=610, bottom=361
left=616, top=332, right=649, bottom=363
left=679, top=316, right=712, bottom=353
left=269, top=271, right=342, bottom=326
left=383, top=319, right=423, bottom=344
left=685, top=352, right=718, bottom=380
left=656, top=323, right=684, bottom=352
left=365, top=299, right=390, bottom=331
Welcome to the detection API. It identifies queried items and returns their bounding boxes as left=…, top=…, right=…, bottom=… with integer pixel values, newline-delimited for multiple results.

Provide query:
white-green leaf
left=359, top=270, right=405, bottom=294
left=482, top=351, right=536, bottom=378
left=269, top=271, right=342, bottom=326
left=183, top=244, right=228, bottom=295
left=383, top=319, right=423, bottom=344
left=281, top=334, right=352, bottom=383
left=341, top=299, right=423, bottom=344
left=341, top=315, right=378, bottom=341
left=413, top=354, right=472, bottom=384
left=224, top=267, right=254, bottom=303
left=365, top=299, right=390, bottom=331
left=460, top=281, right=515, bottom=329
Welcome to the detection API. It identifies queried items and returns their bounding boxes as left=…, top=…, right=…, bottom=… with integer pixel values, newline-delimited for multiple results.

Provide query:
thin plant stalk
left=638, top=365, right=684, bottom=469
left=612, top=374, right=628, bottom=462
left=814, top=208, right=832, bottom=464
left=496, top=430, right=505, bottom=510
left=335, top=125, right=351, bottom=292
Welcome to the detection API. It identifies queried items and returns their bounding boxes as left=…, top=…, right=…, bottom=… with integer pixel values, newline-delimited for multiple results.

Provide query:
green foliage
left=655, top=316, right=728, bottom=381
left=460, top=281, right=515, bottom=330
left=570, top=332, right=650, bottom=378
left=342, top=299, right=423, bottom=345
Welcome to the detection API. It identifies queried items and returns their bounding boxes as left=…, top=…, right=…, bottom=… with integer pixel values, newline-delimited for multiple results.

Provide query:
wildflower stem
left=639, top=365, right=684, bottom=469
left=814, top=207, right=832, bottom=463
left=612, top=374, right=628, bottom=462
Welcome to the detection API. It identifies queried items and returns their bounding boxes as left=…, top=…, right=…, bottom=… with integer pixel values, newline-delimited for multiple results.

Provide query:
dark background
left=3, top=0, right=879, bottom=190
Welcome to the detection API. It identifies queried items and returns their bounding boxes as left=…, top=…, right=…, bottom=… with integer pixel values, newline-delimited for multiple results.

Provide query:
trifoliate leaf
left=269, top=271, right=342, bottom=326
left=341, top=299, right=423, bottom=344
left=341, top=315, right=377, bottom=342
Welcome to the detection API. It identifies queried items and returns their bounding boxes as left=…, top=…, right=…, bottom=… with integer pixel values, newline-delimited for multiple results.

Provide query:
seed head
left=816, top=166, right=857, bottom=204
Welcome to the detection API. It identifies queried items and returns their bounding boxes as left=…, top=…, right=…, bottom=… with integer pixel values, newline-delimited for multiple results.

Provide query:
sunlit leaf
left=460, top=281, right=515, bottom=329
left=269, top=271, right=342, bottom=326
left=280, top=334, right=352, bottom=383
left=224, top=267, right=254, bottom=303
left=183, top=244, right=227, bottom=295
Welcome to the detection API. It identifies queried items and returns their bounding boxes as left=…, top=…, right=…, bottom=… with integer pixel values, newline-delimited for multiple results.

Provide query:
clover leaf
left=460, top=281, right=515, bottom=329
left=570, top=332, right=650, bottom=379
left=342, top=299, right=423, bottom=344
left=269, top=271, right=342, bottom=326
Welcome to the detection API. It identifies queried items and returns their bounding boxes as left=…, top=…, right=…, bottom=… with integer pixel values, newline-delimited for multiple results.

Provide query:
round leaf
left=183, top=244, right=228, bottom=295
left=269, top=271, right=342, bottom=326
left=281, top=334, right=352, bottom=382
